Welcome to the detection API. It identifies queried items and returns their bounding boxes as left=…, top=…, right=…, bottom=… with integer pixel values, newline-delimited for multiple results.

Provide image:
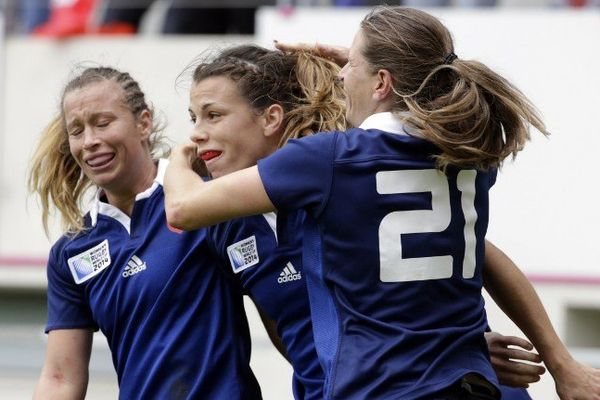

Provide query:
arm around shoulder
left=164, top=145, right=276, bottom=230
left=33, top=329, right=93, bottom=400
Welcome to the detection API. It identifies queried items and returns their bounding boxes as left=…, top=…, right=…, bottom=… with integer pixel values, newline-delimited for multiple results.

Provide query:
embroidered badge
left=67, top=239, right=111, bottom=284
left=227, top=235, right=259, bottom=273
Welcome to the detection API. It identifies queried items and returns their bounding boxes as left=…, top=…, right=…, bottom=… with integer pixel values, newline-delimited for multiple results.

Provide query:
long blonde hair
left=28, top=67, right=169, bottom=236
left=361, top=6, right=548, bottom=171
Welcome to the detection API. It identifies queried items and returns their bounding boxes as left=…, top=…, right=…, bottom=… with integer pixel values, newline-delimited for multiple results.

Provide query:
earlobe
left=262, top=104, right=285, bottom=138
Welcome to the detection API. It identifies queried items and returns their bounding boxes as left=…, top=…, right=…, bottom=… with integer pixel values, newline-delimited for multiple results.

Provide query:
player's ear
left=261, top=104, right=285, bottom=138
left=373, top=69, right=394, bottom=103
left=137, top=109, right=153, bottom=141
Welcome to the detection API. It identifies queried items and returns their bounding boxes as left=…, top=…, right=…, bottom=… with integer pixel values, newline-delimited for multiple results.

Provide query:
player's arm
left=164, top=143, right=275, bottom=231
left=33, top=328, right=93, bottom=400
left=483, top=240, right=600, bottom=399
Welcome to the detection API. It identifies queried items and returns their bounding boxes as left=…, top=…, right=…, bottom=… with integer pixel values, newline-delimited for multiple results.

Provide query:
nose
left=337, top=63, right=348, bottom=83
left=82, top=126, right=100, bottom=150
left=190, top=124, right=208, bottom=144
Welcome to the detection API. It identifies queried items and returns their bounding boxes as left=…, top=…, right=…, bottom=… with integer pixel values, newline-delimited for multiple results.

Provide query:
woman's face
left=63, top=80, right=152, bottom=195
left=338, top=29, right=381, bottom=127
left=188, top=76, right=278, bottom=178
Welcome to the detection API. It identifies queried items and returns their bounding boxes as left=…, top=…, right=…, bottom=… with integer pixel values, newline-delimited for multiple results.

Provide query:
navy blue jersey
left=46, top=160, right=261, bottom=400
left=257, top=112, right=498, bottom=399
left=208, top=211, right=324, bottom=400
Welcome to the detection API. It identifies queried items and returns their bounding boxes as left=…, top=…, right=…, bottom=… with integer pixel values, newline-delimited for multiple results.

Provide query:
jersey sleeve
left=257, top=132, right=338, bottom=217
left=211, top=215, right=280, bottom=281
left=45, top=240, right=97, bottom=333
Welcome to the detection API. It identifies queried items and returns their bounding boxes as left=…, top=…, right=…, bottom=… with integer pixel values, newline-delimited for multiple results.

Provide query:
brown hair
left=191, top=44, right=347, bottom=148
left=28, top=67, right=169, bottom=236
left=360, top=6, right=548, bottom=170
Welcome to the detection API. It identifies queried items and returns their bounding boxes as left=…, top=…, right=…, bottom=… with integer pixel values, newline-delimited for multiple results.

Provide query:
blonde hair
left=361, top=6, right=548, bottom=170
left=191, top=45, right=347, bottom=149
left=281, top=52, right=347, bottom=147
left=28, top=67, right=169, bottom=236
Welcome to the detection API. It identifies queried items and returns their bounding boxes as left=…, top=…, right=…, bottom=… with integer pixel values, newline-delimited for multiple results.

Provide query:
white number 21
left=376, top=169, right=478, bottom=282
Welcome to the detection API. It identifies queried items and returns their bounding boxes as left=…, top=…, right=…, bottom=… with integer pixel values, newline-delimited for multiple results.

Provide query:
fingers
left=492, top=356, right=545, bottom=388
left=273, top=40, right=315, bottom=53
left=485, top=331, right=534, bottom=351
left=496, top=371, right=535, bottom=388
left=489, top=346, right=542, bottom=364
left=497, top=334, right=535, bottom=351
left=273, top=40, right=349, bottom=67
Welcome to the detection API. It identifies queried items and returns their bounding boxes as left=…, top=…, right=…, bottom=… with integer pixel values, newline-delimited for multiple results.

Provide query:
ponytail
left=401, top=59, right=548, bottom=170
left=361, top=6, right=548, bottom=171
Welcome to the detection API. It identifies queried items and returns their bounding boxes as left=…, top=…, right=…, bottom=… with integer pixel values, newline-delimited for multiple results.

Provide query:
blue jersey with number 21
left=257, top=112, right=499, bottom=400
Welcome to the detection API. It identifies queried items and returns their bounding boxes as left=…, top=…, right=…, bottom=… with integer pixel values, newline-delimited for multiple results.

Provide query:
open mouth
left=85, top=153, right=115, bottom=168
left=200, top=150, right=222, bottom=162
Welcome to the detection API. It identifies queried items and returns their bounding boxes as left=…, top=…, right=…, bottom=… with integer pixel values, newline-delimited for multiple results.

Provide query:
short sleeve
left=257, top=132, right=338, bottom=217
left=211, top=215, right=279, bottom=279
left=45, top=241, right=97, bottom=333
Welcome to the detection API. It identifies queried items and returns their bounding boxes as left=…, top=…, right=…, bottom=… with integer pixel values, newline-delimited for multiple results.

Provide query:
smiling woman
left=162, top=6, right=557, bottom=400
left=27, top=67, right=261, bottom=400
left=188, top=76, right=280, bottom=178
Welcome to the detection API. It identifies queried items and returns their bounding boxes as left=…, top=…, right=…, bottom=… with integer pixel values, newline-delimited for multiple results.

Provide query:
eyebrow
left=65, top=111, right=113, bottom=129
left=65, top=120, right=82, bottom=131
left=200, top=102, right=215, bottom=111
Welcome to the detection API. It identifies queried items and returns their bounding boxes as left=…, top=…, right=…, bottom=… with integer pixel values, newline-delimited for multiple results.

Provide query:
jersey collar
left=359, top=112, right=411, bottom=136
left=89, top=158, right=168, bottom=232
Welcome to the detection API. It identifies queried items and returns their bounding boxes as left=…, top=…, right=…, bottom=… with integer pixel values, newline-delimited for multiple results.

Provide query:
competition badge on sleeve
left=67, top=239, right=112, bottom=284
left=227, top=235, right=259, bottom=273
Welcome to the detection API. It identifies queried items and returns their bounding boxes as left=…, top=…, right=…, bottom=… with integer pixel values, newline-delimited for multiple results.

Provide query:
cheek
left=233, top=135, right=264, bottom=166
left=67, top=138, right=80, bottom=156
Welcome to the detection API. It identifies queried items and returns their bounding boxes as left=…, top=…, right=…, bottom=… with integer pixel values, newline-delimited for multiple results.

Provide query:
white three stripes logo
left=122, top=255, right=147, bottom=278
left=283, top=262, right=298, bottom=275
left=129, top=255, right=145, bottom=269
left=277, top=262, right=302, bottom=284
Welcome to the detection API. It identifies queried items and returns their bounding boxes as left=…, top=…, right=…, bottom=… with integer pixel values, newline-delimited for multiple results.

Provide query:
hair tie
left=443, top=52, right=458, bottom=65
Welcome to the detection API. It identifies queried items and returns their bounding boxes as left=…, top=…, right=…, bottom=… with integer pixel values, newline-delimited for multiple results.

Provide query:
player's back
left=310, top=126, right=496, bottom=398
left=258, top=114, right=499, bottom=399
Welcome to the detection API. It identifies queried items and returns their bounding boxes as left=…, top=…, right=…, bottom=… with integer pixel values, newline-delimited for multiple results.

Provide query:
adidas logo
left=122, top=255, right=147, bottom=278
left=277, top=262, right=301, bottom=284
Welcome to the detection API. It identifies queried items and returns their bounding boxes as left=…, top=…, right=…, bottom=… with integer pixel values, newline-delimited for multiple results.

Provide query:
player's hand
left=169, top=142, right=206, bottom=176
left=553, top=360, right=600, bottom=400
left=274, top=40, right=349, bottom=67
left=485, top=331, right=545, bottom=388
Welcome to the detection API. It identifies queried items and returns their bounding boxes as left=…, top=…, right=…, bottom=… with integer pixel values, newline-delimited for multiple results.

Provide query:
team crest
left=227, top=235, right=259, bottom=273
left=67, top=239, right=111, bottom=284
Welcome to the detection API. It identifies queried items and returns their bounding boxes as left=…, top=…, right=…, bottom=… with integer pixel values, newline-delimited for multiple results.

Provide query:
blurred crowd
left=1, top=0, right=599, bottom=37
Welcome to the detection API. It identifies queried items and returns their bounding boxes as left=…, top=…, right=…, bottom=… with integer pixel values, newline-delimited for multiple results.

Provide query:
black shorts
left=427, top=373, right=501, bottom=400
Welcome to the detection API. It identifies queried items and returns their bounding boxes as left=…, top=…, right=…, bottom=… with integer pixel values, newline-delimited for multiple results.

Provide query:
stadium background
left=0, top=2, right=599, bottom=399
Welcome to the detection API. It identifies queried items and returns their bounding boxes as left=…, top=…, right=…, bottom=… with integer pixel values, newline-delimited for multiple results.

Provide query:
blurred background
left=0, top=0, right=599, bottom=399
